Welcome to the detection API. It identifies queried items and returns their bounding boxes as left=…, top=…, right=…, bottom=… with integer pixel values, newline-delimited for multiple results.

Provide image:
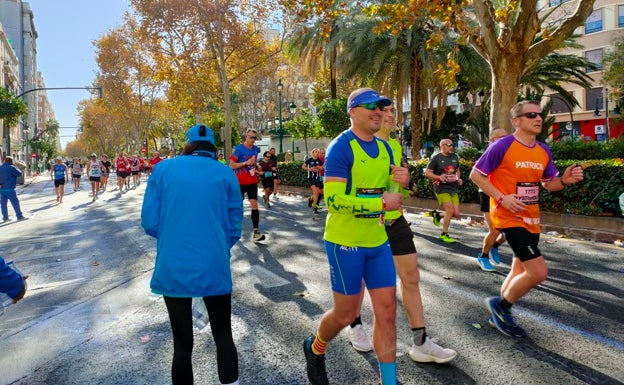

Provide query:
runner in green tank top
left=303, top=88, right=411, bottom=385
left=346, top=102, right=457, bottom=364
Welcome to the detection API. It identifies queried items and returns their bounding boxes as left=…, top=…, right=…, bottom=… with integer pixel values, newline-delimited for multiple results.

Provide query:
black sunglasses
left=248, top=136, right=257, bottom=140
left=516, top=112, right=544, bottom=119
left=358, top=102, right=386, bottom=111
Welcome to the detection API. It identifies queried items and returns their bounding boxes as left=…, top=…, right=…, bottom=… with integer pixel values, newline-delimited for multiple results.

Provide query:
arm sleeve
left=324, top=181, right=383, bottom=215
left=0, top=257, right=23, bottom=298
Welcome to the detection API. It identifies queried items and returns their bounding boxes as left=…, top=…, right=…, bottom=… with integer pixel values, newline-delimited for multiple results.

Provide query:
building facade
left=0, top=21, right=20, bottom=160
left=0, top=0, right=38, bottom=163
left=541, top=0, right=624, bottom=141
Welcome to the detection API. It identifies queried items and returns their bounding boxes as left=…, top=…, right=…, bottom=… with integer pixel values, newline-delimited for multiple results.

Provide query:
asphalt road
left=0, top=175, right=622, bottom=385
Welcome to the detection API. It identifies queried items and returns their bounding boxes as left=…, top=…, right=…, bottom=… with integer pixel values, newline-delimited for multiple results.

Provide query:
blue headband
left=347, top=90, right=392, bottom=111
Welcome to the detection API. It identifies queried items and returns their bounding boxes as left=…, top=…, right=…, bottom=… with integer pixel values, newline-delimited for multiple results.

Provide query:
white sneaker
left=408, top=337, right=457, bottom=363
left=347, top=324, right=373, bottom=352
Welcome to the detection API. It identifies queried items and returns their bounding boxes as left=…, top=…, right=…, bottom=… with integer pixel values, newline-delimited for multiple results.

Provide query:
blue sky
left=27, top=0, right=130, bottom=149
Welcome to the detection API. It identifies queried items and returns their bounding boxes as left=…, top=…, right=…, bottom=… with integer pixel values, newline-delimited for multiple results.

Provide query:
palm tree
left=286, top=15, right=341, bottom=99
left=331, top=12, right=457, bottom=159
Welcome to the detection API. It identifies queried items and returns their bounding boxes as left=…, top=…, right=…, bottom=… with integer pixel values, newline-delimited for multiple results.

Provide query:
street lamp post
left=594, top=88, right=611, bottom=142
left=277, top=79, right=284, bottom=153
left=605, top=88, right=610, bottom=141
left=289, top=102, right=297, bottom=154
left=22, top=125, right=30, bottom=175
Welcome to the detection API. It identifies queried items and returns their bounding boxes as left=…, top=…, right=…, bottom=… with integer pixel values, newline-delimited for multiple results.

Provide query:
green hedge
left=408, top=159, right=624, bottom=217
left=457, top=137, right=624, bottom=161
left=278, top=161, right=308, bottom=187
left=279, top=158, right=624, bottom=217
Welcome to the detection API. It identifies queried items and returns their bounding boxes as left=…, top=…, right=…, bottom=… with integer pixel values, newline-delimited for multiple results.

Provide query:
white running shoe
left=347, top=324, right=373, bottom=352
left=408, top=337, right=457, bottom=363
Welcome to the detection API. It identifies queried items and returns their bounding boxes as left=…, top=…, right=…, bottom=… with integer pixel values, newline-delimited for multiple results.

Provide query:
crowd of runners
left=48, top=152, right=167, bottom=203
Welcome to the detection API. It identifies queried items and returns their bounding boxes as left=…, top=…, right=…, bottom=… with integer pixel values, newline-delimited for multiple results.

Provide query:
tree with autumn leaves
left=77, top=0, right=285, bottom=159
left=76, top=0, right=600, bottom=160
left=129, top=0, right=283, bottom=158
left=282, top=0, right=597, bottom=157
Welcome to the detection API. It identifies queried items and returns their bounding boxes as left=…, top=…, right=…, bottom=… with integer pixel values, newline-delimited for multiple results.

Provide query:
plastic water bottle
left=0, top=292, right=13, bottom=314
left=191, top=297, right=209, bottom=330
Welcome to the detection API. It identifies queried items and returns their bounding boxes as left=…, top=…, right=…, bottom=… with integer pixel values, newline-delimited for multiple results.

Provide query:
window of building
left=586, top=88, right=604, bottom=112
left=548, top=94, right=573, bottom=115
left=585, top=48, right=603, bottom=72
left=585, top=9, right=603, bottom=34
left=619, top=5, right=624, bottom=28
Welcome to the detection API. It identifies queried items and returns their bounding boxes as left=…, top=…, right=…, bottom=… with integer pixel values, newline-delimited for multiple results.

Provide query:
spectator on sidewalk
left=141, top=124, right=243, bottom=385
left=0, top=156, right=27, bottom=222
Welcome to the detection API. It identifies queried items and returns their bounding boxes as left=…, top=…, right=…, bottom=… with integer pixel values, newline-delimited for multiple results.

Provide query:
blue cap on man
left=347, top=88, right=392, bottom=112
left=186, top=124, right=215, bottom=144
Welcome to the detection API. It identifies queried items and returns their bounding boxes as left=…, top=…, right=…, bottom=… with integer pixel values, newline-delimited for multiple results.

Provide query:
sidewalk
left=280, top=185, right=623, bottom=244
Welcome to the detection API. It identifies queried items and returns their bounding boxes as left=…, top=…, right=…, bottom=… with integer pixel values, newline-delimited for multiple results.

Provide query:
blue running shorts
left=324, top=240, right=396, bottom=295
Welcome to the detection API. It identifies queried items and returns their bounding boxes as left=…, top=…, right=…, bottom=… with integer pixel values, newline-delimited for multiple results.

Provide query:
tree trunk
left=410, top=55, right=424, bottom=160
left=223, top=85, right=233, bottom=159
left=329, top=24, right=338, bottom=99
left=490, top=55, right=524, bottom=133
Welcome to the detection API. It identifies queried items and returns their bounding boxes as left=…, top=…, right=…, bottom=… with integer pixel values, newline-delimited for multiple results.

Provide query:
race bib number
left=264, top=172, right=273, bottom=178
left=516, top=182, right=540, bottom=205
left=445, top=174, right=457, bottom=182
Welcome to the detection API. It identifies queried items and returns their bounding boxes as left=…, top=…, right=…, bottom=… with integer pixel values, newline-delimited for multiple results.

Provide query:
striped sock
left=311, top=332, right=328, bottom=355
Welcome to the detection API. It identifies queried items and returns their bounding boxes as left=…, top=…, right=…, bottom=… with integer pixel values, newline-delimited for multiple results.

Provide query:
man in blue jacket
left=141, top=124, right=243, bottom=385
left=0, top=156, right=27, bottom=222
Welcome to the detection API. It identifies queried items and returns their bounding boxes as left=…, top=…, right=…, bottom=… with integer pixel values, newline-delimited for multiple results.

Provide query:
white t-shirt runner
left=89, top=160, right=102, bottom=178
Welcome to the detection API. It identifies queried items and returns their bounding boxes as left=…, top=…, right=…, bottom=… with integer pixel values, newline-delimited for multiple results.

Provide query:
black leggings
left=163, top=295, right=238, bottom=385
